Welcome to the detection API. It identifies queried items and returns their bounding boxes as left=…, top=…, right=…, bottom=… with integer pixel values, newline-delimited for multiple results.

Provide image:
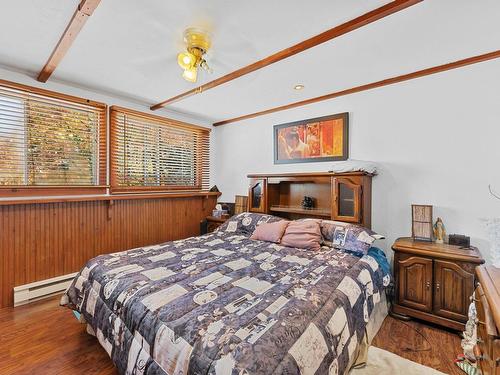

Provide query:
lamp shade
left=177, top=52, right=196, bottom=70
left=182, top=67, right=197, bottom=82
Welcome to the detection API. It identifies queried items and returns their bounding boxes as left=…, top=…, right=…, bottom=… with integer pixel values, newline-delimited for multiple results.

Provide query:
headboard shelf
left=269, top=205, right=331, bottom=218
left=247, top=171, right=372, bottom=228
left=247, top=171, right=375, bottom=178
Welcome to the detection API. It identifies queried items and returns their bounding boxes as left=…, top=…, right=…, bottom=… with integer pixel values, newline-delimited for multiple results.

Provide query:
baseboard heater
left=13, top=272, right=77, bottom=307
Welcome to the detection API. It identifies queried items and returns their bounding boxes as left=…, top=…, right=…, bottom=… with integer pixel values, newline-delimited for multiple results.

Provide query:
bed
left=62, top=213, right=390, bottom=375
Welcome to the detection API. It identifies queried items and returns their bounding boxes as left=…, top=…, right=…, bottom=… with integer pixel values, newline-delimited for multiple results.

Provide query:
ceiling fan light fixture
left=182, top=67, right=198, bottom=82
left=177, top=28, right=212, bottom=83
left=183, top=28, right=211, bottom=51
left=177, top=52, right=196, bottom=70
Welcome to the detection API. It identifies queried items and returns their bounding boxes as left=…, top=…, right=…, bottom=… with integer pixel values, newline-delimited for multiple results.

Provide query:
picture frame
left=411, top=204, right=433, bottom=242
left=273, top=112, right=349, bottom=164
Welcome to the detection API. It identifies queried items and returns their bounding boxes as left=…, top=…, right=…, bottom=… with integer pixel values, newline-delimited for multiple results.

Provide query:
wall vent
left=13, top=273, right=77, bottom=307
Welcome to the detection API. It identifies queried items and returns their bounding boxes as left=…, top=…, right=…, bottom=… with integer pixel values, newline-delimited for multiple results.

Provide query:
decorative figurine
left=433, top=217, right=446, bottom=244
left=301, top=196, right=314, bottom=209
left=461, top=299, right=478, bottom=361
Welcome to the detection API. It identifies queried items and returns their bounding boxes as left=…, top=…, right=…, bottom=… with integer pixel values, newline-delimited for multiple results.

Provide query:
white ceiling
left=0, top=0, right=499, bottom=123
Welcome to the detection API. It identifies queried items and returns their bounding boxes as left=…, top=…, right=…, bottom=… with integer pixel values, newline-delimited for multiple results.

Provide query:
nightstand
left=203, top=216, right=228, bottom=234
left=391, top=237, right=484, bottom=331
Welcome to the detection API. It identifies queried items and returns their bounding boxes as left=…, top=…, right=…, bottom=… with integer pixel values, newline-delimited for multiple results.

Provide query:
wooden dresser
left=392, top=237, right=484, bottom=330
left=475, top=266, right=500, bottom=374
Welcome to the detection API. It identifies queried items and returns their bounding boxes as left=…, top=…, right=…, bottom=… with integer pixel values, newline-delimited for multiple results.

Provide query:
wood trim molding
left=0, top=78, right=106, bottom=109
left=0, top=191, right=221, bottom=206
left=37, top=0, right=101, bottom=82
left=214, top=49, right=500, bottom=126
left=150, top=0, right=422, bottom=110
left=0, top=186, right=108, bottom=198
left=110, top=105, right=210, bottom=132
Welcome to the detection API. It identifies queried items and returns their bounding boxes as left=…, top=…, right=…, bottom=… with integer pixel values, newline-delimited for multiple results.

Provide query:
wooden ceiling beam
left=213, top=50, right=500, bottom=126
left=37, top=0, right=101, bottom=83
left=150, top=0, right=422, bottom=110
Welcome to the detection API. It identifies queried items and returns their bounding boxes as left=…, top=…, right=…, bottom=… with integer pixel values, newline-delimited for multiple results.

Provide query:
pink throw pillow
left=250, top=220, right=290, bottom=243
left=280, top=220, right=322, bottom=250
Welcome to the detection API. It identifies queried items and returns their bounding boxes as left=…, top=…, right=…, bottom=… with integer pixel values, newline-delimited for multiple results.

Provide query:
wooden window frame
left=0, top=79, right=108, bottom=197
left=110, top=106, right=210, bottom=194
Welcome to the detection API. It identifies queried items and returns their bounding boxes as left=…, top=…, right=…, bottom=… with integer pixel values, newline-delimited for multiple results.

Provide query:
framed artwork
left=273, top=112, right=349, bottom=164
left=412, top=204, right=433, bottom=242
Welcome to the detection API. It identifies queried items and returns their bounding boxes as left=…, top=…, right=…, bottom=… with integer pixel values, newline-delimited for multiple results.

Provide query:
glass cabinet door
left=248, top=179, right=266, bottom=213
left=333, top=178, right=362, bottom=223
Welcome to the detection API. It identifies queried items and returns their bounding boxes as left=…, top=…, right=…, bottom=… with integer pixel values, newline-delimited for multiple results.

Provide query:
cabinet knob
left=425, top=281, right=431, bottom=290
left=436, top=282, right=440, bottom=291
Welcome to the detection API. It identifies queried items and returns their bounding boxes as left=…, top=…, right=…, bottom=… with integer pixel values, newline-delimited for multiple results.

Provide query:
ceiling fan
left=177, top=28, right=212, bottom=83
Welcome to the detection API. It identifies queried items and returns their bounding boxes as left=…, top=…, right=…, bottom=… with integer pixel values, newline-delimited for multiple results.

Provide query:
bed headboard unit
left=247, top=172, right=373, bottom=228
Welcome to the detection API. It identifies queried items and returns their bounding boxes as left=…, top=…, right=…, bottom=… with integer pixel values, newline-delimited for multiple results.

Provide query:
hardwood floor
left=372, top=316, right=464, bottom=375
left=0, top=296, right=117, bottom=375
left=0, top=296, right=463, bottom=375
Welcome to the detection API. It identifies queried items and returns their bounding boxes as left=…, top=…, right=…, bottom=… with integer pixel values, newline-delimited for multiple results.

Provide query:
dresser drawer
left=478, top=286, right=499, bottom=338
left=475, top=283, right=500, bottom=374
left=476, top=284, right=490, bottom=350
left=493, top=339, right=500, bottom=375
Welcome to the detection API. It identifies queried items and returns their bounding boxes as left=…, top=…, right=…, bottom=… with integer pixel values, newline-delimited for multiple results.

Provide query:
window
left=110, top=106, right=210, bottom=193
left=0, top=80, right=107, bottom=195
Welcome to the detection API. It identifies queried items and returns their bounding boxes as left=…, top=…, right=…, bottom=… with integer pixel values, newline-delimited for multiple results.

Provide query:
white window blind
left=110, top=106, right=210, bottom=192
left=0, top=81, right=106, bottom=188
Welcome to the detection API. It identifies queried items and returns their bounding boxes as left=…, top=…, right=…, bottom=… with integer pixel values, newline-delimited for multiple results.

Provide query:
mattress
left=62, top=213, right=390, bottom=375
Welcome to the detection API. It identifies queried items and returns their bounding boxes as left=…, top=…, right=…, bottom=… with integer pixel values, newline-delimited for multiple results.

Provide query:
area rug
left=350, top=346, right=447, bottom=375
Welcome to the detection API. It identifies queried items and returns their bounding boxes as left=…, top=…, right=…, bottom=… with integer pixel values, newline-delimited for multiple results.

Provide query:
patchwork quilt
left=62, top=213, right=390, bottom=375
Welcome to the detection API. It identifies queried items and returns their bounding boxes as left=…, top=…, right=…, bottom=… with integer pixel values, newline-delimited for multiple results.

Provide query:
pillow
left=319, top=220, right=384, bottom=255
left=216, top=212, right=283, bottom=235
left=250, top=220, right=290, bottom=243
left=280, top=220, right=322, bottom=250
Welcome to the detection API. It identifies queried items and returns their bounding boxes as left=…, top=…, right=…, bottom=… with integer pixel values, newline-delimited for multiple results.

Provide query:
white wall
left=213, top=59, right=500, bottom=263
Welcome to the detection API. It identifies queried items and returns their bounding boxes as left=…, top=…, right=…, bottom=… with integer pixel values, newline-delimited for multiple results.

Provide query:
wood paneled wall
left=0, top=194, right=218, bottom=308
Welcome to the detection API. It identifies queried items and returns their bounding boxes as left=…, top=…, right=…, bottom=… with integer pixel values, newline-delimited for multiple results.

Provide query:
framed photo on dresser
left=273, top=112, right=349, bottom=164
